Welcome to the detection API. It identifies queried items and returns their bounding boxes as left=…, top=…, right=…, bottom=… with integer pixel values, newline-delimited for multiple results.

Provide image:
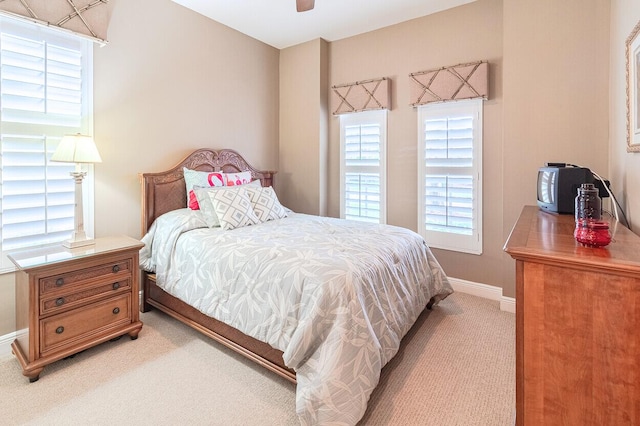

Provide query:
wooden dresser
left=8, top=236, right=144, bottom=382
left=504, top=206, right=640, bottom=425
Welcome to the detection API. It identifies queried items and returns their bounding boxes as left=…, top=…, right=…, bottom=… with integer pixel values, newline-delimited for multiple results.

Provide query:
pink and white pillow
left=183, top=167, right=225, bottom=210
left=224, top=171, right=252, bottom=187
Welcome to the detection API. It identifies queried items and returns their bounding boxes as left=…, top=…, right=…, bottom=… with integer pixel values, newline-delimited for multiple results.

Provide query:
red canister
left=574, top=219, right=611, bottom=247
left=574, top=183, right=610, bottom=247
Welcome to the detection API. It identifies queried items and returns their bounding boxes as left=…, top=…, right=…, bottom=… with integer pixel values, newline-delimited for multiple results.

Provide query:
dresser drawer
left=39, top=293, right=132, bottom=355
left=39, top=257, right=133, bottom=295
left=40, top=278, right=131, bottom=316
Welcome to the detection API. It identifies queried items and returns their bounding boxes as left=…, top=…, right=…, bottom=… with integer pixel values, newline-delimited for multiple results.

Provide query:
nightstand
left=8, top=236, right=144, bottom=382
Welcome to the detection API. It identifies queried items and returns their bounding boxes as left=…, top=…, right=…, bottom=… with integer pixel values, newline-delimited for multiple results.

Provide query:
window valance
left=0, top=0, right=114, bottom=44
left=331, top=77, right=390, bottom=115
left=410, top=61, right=488, bottom=106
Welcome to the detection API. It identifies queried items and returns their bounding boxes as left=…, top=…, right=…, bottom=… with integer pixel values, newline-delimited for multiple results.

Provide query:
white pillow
left=194, top=180, right=261, bottom=228
left=208, top=187, right=259, bottom=230
left=244, top=186, right=288, bottom=223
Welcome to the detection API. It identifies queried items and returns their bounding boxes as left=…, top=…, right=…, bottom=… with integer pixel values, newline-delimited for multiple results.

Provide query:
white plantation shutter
left=0, top=16, right=92, bottom=251
left=340, top=110, right=387, bottom=223
left=418, top=99, right=482, bottom=254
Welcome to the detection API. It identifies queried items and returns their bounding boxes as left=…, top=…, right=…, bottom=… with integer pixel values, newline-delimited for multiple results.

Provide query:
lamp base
left=62, top=237, right=95, bottom=249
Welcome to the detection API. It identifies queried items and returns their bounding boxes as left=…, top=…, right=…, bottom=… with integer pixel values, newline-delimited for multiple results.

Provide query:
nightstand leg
left=12, top=341, right=44, bottom=383
left=128, top=322, right=143, bottom=340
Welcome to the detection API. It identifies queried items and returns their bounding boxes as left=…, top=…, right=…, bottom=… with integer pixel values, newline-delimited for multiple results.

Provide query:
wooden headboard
left=140, top=148, right=276, bottom=235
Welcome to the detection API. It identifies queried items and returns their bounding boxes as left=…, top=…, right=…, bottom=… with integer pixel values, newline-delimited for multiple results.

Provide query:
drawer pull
left=55, top=278, right=64, bottom=286
left=113, top=307, right=120, bottom=314
left=55, top=297, right=65, bottom=306
left=55, top=326, right=64, bottom=334
left=112, top=282, right=120, bottom=290
left=112, top=265, right=120, bottom=273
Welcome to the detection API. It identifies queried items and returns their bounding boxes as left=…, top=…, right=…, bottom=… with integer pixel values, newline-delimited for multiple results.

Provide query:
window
left=0, top=17, right=93, bottom=252
left=340, top=110, right=387, bottom=223
left=418, top=98, right=482, bottom=254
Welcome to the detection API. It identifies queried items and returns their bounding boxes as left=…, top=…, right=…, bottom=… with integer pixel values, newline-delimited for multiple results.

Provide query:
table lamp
left=51, top=134, right=102, bottom=248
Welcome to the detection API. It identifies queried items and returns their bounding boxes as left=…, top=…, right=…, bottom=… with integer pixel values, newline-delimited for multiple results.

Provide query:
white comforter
left=140, top=209, right=453, bottom=425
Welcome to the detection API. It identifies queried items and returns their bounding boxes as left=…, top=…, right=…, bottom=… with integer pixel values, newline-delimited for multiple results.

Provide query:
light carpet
left=0, top=292, right=515, bottom=425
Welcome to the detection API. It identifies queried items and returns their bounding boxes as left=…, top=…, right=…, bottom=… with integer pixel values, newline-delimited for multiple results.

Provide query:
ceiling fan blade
left=296, top=0, right=315, bottom=12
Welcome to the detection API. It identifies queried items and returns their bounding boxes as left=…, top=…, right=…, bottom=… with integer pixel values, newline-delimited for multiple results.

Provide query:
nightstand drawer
left=39, top=257, right=133, bottom=295
left=40, top=278, right=131, bottom=316
left=40, top=293, right=132, bottom=354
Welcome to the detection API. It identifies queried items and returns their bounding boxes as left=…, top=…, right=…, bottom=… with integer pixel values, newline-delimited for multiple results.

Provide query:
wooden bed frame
left=139, top=148, right=296, bottom=383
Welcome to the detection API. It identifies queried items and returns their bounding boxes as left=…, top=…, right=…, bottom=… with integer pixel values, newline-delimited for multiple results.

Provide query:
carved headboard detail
left=140, top=149, right=276, bottom=234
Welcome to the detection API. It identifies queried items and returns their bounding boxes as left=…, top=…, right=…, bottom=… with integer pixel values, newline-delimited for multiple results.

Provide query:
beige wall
left=0, top=0, right=280, bottom=336
left=280, top=0, right=611, bottom=298
left=502, top=0, right=610, bottom=296
left=326, top=0, right=505, bottom=291
left=94, top=0, right=280, bottom=240
left=0, top=273, right=14, bottom=336
left=279, top=39, right=329, bottom=215
left=610, top=0, right=640, bottom=230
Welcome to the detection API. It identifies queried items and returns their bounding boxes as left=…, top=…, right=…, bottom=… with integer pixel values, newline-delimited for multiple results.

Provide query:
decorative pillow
left=244, top=186, right=288, bottom=223
left=207, top=187, right=259, bottom=230
left=194, top=180, right=262, bottom=228
left=183, top=167, right=225, bottom=209
left=188, top=190, right=205, bottom=210
left=224, top=171, right=252, bottom=187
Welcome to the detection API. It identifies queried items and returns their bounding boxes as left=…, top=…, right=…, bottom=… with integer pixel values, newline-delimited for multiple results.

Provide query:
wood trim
left=504, top=208, right=640, bottom=277
left=143, top=274, right=295, bottom=384
left=514, top=259, right=524, bottom=426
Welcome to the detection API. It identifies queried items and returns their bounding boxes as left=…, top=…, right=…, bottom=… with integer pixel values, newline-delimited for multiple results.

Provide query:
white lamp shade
left=51, top=134, right=102, bottom=164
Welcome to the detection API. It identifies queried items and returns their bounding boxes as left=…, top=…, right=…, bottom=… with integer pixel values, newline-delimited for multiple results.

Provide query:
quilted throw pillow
left=244, top=186, right=288, bottom=223
left=183, top=167, right=225, bottom=210
left=194, top=180, right=262, bottom=228
left=207, top=187, right=259, bottom=230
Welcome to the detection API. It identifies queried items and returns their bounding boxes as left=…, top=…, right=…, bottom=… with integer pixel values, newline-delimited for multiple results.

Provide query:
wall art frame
left=626, top=19, right=640, bottom=152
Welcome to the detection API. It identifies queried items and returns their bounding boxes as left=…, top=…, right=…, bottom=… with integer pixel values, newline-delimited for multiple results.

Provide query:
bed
left=139, top=148, right=453, bottom=425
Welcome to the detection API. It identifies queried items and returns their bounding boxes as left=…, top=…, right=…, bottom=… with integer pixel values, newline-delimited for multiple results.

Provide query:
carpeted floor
left=0, top=292, right=515, bottom=425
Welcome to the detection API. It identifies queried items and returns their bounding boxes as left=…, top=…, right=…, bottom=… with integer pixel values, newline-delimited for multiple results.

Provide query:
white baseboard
left=0, top=331, right=15, bottom=360
left=448, top=276, right=516, bottom=314
left=500, top=297, right=516, bottom=314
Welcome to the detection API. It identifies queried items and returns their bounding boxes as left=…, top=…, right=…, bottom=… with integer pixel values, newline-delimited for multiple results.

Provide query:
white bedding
left=140, top=209, right=453, bottom=425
